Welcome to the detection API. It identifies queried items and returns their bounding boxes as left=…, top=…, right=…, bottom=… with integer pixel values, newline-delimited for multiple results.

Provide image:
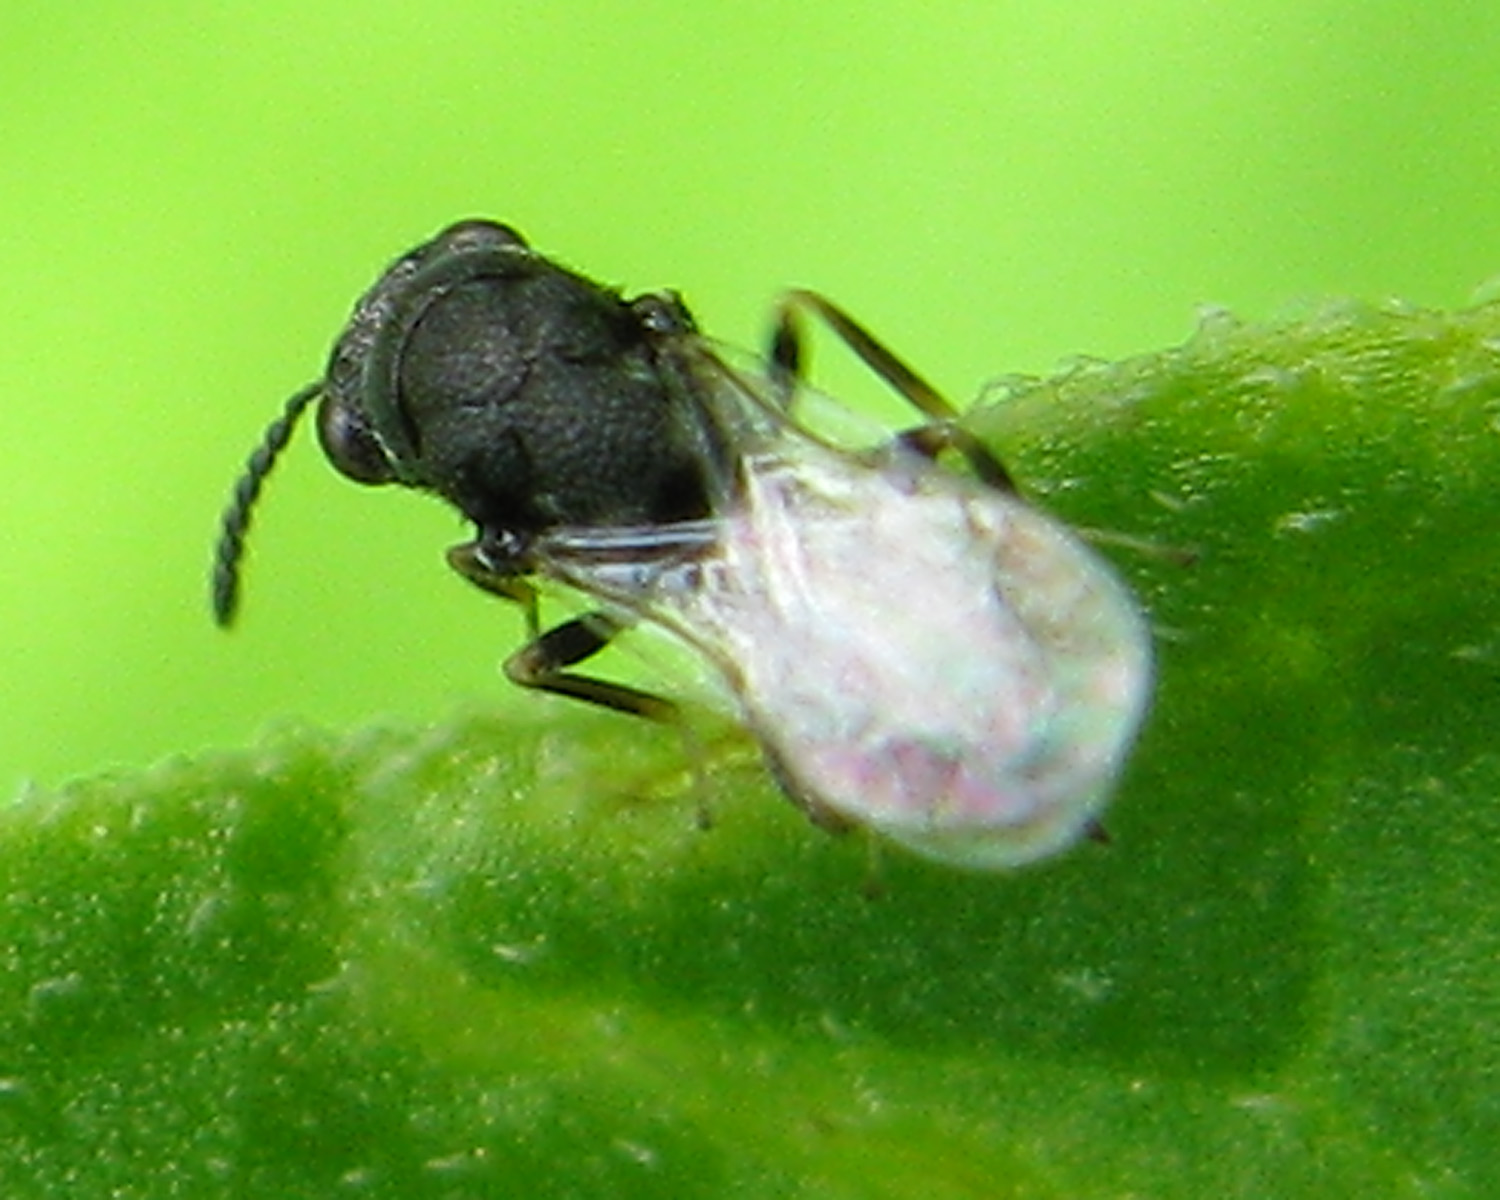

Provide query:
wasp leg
left=449, top=539, right=712, bottom=821
left=508, top=615, right=718, bottom=827
left=503, top=612, right=681, bottom=725
left=767, top=288, right=1016, bottom=494
left=446, top=541, right=680, bottom=724
left=447, top=555, right=543, bottom=637
left=769, top=288, right=957, bottom=420
left=890, top=420, right=1016, bottom=493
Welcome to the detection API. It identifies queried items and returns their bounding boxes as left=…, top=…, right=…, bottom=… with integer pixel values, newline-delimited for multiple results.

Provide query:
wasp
left=212, top=219, right=1151, bottom=870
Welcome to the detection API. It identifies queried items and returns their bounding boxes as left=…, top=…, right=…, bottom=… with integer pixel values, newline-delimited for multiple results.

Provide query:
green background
left=5, top=5, right=1500, bottom=1196
left=3, top=0, right=1498, bottom=793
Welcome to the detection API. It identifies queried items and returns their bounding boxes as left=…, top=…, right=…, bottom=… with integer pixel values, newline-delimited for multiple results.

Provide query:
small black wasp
left=213, top=220, right=1149, bottom=869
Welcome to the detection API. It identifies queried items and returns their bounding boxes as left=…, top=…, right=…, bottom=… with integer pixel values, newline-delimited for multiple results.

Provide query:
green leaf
left=4, top=299, right=1498, bottom=1197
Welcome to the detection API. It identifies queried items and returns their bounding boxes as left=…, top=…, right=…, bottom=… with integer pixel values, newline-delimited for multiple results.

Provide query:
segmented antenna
left=211, top=382, right=322, bottom=627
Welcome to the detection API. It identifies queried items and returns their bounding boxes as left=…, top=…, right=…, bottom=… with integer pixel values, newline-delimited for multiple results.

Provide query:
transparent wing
left=536, top=426, right=1152, bottom=872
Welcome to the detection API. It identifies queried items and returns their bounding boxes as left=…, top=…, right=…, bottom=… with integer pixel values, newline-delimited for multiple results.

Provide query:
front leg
left=503, top=611, right=680, bottom=724
left=447, top=542, right=543, bottom=637
left=447, top=540, right=680, bottom=725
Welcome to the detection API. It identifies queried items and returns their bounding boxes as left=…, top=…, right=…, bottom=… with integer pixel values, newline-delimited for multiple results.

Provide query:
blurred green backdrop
left=2, top=0, right=1498, bottom=793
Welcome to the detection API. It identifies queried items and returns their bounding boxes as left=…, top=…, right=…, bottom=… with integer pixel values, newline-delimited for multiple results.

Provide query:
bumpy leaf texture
left=2, top=299, right=1497, bottom=1198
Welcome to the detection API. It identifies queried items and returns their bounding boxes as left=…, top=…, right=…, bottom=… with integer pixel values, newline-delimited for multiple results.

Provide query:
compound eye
left=317, top=394, right=396, bottom=485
